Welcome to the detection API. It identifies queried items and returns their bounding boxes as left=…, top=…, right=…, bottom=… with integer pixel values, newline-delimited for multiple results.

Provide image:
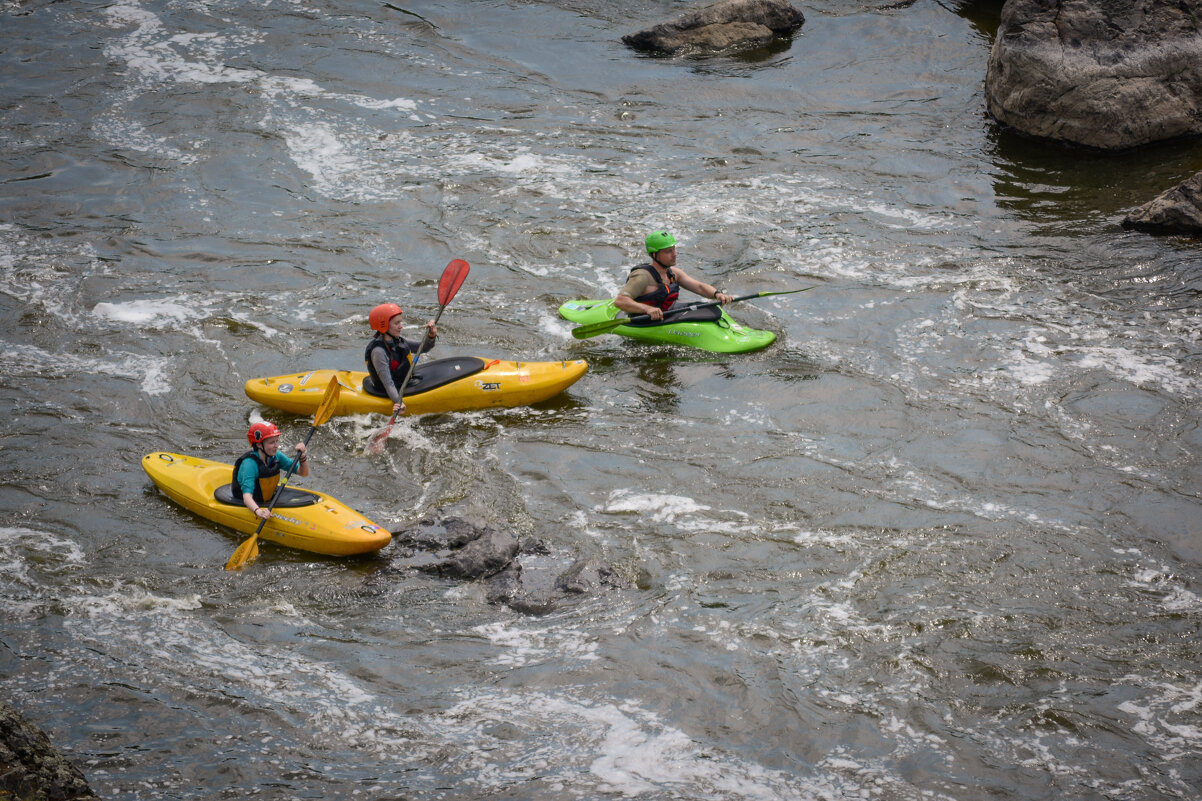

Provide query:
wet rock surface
left=1123, top=170, right=1202, bottom=235
left=985, top=0, right=1202, bottom=149
left=622, top=0, right=805, bottom=56
left=384, top=517, right=629, bottom=614
left=1, top=700, right=99, bottom=801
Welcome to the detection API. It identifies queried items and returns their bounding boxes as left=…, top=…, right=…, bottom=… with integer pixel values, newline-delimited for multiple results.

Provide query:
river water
left=2, top=0, right=1201, bottom=799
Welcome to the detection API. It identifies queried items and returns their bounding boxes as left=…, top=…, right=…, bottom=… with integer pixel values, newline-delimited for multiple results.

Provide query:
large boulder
left=1, top=700, right=99, bottom=801
left=985, top=0, right=1202, bottom=149
left=623, top=0, right=805, bottom=56
left=1122, top=170, right=1202, bottom=234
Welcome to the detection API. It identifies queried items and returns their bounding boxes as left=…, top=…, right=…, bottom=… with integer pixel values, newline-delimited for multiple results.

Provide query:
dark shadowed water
left=2, top=1, right=1200, bottom=799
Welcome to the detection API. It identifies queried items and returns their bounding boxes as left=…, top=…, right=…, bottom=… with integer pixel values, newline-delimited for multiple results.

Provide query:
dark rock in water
left=1123, top=170, right=1202, bottom=235
left=622, top=0, right=805, bottom=56
left=985, top=0, right=1202, bottom=149
left=555, top=558, right=627, bottom=595
left=1, top=699, right=99, bottom=800
left=387, top=517, right=630, bottom=613
left=392, top=516, right=518, bottom=579
left=439, top=525, right=519, bottom=580
left=487, top=554, right=630, bottom=615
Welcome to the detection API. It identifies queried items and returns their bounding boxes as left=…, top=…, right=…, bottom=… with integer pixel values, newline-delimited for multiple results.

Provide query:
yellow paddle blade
left=313, top=378, right=341, bottom=426
left=225, top=533, right=260, bottom=571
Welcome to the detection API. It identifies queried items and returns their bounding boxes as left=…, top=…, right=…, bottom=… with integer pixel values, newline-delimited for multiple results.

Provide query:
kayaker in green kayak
left=614, top=230, right=734, bottom=321
left=235, top=421, right=310, bottom=521
left=364, top=302, right=438, bottom=417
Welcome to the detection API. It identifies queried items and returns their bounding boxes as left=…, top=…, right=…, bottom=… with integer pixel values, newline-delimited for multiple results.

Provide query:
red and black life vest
left=631, top=263, right=679, bottom=311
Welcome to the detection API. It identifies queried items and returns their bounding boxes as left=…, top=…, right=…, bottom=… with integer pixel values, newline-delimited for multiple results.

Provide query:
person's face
left=261, top=435, right=281, bottom=456
left=654, top=246, right=677, bottom=266
left=387, top=313, right=404, bottom=338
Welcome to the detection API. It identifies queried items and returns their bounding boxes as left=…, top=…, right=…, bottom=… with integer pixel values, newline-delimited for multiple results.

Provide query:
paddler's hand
left=644, top=306, right=663, bottom=321
left=392, top=400, right=406, bottom=415
left=253, top=506, right=272, bottom=520
left=425, top=320, right=438, bottom=338
left=714, top=290, right=733, bottom=304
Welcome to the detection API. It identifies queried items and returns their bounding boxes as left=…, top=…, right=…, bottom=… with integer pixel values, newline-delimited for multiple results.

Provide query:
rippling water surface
left=2, top=1, right=1200, bottom=799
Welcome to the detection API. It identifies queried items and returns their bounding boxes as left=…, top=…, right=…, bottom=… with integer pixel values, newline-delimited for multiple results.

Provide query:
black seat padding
left=362, top=356, right=488, bottom=398
left=625, top=304, right=723, bottom=328
left=214, top=482, right=320, bottom=508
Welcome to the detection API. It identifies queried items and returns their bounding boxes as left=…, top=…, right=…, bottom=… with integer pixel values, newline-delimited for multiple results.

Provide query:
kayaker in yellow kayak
left=364, top=303, right=438, bottom=417
left=613, top=230, right=734, bottom=321
left=235, top=422, right=310, bottom=521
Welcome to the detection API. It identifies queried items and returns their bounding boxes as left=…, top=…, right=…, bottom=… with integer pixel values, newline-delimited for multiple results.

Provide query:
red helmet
left=247, top=421, right=281, bottom=445
left=369, top=303, right=403, bottom=334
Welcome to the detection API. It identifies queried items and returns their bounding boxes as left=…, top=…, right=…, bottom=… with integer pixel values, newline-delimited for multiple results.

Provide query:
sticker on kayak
left=667, top=329, right=701, bottom=337
left=279, top=384, right=293, bottom=393
left=475, top=380, right=502, bottom=391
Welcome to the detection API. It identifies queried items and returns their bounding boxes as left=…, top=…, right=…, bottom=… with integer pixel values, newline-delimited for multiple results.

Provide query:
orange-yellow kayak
left=141, top=452, right=390, bottom=557
left=244, top=356, right=588, bottom=417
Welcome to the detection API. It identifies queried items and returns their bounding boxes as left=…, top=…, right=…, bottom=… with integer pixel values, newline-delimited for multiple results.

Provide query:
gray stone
left=1123, top=170, right=1202, bottom=235
left=0, top=699, right=99, bottom=801
left=623, top=0, right=805, bottom=56
left=387, top=517, right=630, bottom=614
left=985, top=0, right=1202, bottom=149
left=393, top=516, right=518, bottom=580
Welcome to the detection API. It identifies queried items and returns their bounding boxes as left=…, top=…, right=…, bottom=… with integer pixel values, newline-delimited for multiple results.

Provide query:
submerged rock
left=391, top=516, right=518, bottom=579
left=985, top=0, right=1202, bottom=149
left=0, top=699, right=99, bottom=800
left=622, top=0, right=805, bottom=56
left=487, top=555, right=630, bottom=615
left=386, top=518, right=629, bottom=613
left=1123, top=170, right=1202, bottom=235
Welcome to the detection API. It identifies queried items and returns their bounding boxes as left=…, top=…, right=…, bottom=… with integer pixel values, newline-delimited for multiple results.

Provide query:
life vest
left=631, top=263, right=679, bottom=311
left=232, top=448, right=281, bottom=506
left=364, top=334, right=414, bottom=389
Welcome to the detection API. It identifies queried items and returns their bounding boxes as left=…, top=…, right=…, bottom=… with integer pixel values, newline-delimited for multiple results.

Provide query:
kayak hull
left=558, top=299, right=776, bottom=353
left=244, top=357, right=588, bottom=417
left=141, top=452, right=390, bottom=557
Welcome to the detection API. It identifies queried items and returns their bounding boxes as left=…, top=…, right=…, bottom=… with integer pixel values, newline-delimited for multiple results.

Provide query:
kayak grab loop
left=158, top=453, right=176, bottom=463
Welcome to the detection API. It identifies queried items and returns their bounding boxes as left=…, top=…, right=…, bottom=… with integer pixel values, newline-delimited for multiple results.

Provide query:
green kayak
left=559, top=298, right=776, bottom=354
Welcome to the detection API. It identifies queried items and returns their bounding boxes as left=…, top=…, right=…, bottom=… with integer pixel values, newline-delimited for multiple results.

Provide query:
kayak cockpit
left=623, top=305, right=723, bottom=328
left=362, top=356, right=488, bottom=399
left=213, top=483, right=320, bottom=508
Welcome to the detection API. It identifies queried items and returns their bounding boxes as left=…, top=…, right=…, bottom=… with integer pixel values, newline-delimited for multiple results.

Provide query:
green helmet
left=645, top=230, right=677, bottom=255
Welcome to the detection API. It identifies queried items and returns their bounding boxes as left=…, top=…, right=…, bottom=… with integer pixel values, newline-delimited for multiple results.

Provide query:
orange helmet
left=369, top=303, right=403, bottom=334
left=247, top=421, right=281, bottom=446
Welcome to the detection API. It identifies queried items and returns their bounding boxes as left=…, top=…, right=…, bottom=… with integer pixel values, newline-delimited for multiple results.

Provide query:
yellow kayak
left=141, top=452, right=391, bottom=557
left=244, top=356, right=588, bottom=417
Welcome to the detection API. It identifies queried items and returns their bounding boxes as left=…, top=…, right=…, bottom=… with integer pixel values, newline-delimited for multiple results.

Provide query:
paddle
left=365, top=258, right=470, bottom=454
left=225, top=378, right=342, bottom=571
left=570, top=286, right=816, bottom=340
